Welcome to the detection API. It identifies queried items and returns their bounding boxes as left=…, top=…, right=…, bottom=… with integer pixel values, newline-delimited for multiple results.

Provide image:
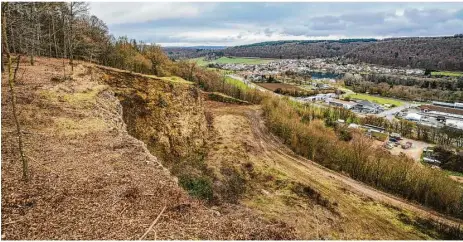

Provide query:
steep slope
left=1, top=57, right=293, bottom=239
left=203, top=102, right=463, bottom=239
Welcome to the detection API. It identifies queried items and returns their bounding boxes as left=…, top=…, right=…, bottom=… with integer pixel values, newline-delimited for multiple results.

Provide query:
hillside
left=345, top=37, right=463, bottom=71
left=2, top=57, right=462, bottom=239
left=220, top=36, right=463, bottom=71
left=1, top=57, right=293, bottom=240
left=222, top=39, right=375, bottom=59
left=2, top=3, right=463, bottom=239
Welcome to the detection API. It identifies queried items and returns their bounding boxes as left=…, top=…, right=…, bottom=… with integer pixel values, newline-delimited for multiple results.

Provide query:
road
left=377, top=102, right=412, bottom=120
left=246, top=106, right=462, bottom=229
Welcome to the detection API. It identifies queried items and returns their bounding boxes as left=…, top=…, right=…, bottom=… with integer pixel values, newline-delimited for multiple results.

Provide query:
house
left=446, top=119, right=463, bottom=130
left=353, top=100, right=384, bottom=114
left=327, top=99, right=357, bottom=109
left=300, top=93, right=337, bottom=102
left=404, top=113, right=422, bottom=121
left=363, top=124, right=386, bottom=133
left=432, top=101, right=463, bottom=110
left=348, top=123, right=360, bottom=129
left=314, top=83, right=332, bottom=90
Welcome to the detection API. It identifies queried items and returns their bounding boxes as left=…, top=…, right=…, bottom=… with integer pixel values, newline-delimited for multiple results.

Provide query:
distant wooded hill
left=162, top=37, right=463, bottom=71
left=344, top=37, right=463, bottom=71
left=222, top=37, right=463, bottom=71
left=163, top=46, right=226, bottom=60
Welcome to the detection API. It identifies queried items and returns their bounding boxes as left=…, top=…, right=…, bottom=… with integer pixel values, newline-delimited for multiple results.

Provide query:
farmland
left=191, top=56, right=275, bottom=66
left=346, top=93, right=404, bottom=106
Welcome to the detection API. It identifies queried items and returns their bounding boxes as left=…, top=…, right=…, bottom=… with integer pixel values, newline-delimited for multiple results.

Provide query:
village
left=214, top=58, right=463, bottom=176
left=208, top=58, right=425, bottom=78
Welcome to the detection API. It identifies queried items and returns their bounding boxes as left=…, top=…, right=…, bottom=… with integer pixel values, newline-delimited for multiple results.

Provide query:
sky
left=89, top=2, right=463, bottom=47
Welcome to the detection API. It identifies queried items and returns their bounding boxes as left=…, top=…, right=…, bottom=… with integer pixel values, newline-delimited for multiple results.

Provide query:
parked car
left=401, top=141, right=412, bottom=149
left=384, top=142, right=395, bottom=149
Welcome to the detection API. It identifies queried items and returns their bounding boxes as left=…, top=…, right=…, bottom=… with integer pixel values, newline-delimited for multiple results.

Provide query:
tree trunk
left=30, top=3, right=35, bottom=66
left=52, top=14, right=58, bottom=57
left=2, top=6, right=29, bottom=181
left=69, top=3, right=74, bottom=73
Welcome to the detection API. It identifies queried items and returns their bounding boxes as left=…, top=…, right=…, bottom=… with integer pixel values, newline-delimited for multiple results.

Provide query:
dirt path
left=245, top=107, right=462, bottom=228
left=206, top=102, right=462, bottom=239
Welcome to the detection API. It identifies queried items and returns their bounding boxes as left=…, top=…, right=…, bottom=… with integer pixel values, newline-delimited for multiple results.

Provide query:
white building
left=404, top=113, right=422, bottom=121
left=446, top=119, right=463, bottom=130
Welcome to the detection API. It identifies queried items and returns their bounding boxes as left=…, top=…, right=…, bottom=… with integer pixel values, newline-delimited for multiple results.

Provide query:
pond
left=308, top=71, right=343, bottom=80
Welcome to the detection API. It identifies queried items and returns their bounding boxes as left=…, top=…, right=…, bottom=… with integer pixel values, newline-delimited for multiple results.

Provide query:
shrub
left=179, top=175, right=214, bottom=201
left=217, top=167, right=246, bottom=203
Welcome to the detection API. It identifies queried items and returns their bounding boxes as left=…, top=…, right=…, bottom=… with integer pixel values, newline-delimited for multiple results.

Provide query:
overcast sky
left=89, top=2, right=463, bottom=47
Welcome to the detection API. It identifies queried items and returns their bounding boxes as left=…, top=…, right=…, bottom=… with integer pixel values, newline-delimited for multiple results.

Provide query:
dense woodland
left=343, top=73, right=463, bottom=102
left=2, top=2, right=463, bottom=220
left=222, top=40, right=372, bottom=60
left=219, top=37, right=463, bottom=71
left=163, top=47, right=224, bottom=60
left=433, top=146, right=463, bottom=173
left=345, top=37, right=463, bottom=71
left=1, top=2, right=176, bottom=77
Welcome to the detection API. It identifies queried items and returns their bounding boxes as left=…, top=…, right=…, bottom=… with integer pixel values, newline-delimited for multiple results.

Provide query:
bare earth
left=1, top=58, right=293, bottom=240
left=373, top=138, right=431, bottom=163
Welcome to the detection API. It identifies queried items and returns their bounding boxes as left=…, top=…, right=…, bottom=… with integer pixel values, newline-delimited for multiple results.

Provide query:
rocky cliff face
left=99, top=68, right=208, bottom=169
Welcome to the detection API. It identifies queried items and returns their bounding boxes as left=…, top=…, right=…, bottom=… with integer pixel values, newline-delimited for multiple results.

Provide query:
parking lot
left=373, top=137, right=431, bottom=163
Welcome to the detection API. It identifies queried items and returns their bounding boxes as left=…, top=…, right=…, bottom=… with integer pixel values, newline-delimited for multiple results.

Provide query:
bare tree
left=2, top=3, right=28, bottom=181
left=67, top=2, right=89, bottom=73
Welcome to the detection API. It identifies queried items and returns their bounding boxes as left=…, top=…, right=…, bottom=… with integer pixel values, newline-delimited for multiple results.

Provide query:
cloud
left=89, top=2, right=213, bottom=25
left=342, top=12, right=389, bottom=25
left=403, top=8, right=455, bottom=24
left=89, top=3, right=463, bottom=46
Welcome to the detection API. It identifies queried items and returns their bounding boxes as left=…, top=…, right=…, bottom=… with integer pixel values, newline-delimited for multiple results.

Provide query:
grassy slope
left=346, top=93, right=404, bottom=106
left=225, top=76, right=250, bottom=91
left=205, top=103, right=450, bottom=239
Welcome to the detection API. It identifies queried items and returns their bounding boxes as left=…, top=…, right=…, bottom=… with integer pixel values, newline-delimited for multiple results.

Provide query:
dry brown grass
left=1, top=57, right=295, bottom=240
left=202, top=100, right=455, bottom=239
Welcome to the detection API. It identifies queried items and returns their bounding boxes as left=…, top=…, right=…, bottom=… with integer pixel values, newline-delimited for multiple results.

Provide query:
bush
left=179, top=175, right=214, bottom=201
left=217, top=167, right=246, bottom=203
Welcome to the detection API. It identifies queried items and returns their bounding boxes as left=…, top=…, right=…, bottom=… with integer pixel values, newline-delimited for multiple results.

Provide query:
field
left=191, top=56, right=275, bottom=66
left=255, top=82, right=305, bottom=92
left=346, top=93, right=404, bottom=106
left=431, top=71, right=463, bottom=77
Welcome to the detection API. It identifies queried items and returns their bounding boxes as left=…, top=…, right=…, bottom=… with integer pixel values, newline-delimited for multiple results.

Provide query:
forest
left=220, top=36, right=463, bottom=71
left=343, top=73, right=463, bottom=102
left=345, top=36, right=463, bottom=71
left=222, top=40, right=369, bottom=59
left=2, top=2, right=463, bottom=221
